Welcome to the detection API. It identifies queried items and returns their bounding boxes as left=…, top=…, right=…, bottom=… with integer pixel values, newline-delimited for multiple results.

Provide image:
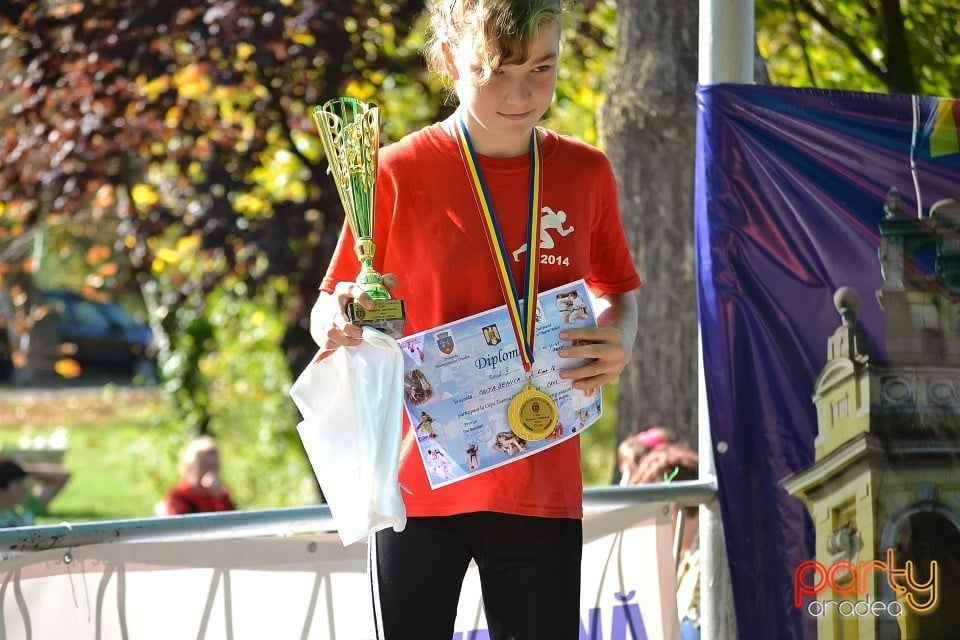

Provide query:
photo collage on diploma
left=398, top=280, right=603, bottom=488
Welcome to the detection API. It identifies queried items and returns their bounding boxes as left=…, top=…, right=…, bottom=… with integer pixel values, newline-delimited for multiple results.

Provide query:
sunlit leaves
left=232, top=192, right=272, bottom=216
left=290, top=32, right=315, bottom=47
left=236, top=42, right=255, bottom=61
left=0, top=1, right=434, bottom=410
left=547, top=0, right=617, bottom=146
left=151, top=233, right=203, bottom=275
left=343, top=78, right=377, bottom=102
left=130, top=183, right=159, bottom=208
left=53, top=358, right=82, bottom=379
left=138, top=75, right=171, bottom=101
left=247, top=147, right=309, bottom=204
left=756, top=0, right=960, bottom=97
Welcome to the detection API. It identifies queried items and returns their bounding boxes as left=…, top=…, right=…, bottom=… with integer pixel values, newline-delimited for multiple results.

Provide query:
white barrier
left=0, top=501, right=679, bottom=640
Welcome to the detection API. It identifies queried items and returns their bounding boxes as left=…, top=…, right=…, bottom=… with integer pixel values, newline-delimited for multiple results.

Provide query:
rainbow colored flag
left=925, top=97, right=960, bottom=157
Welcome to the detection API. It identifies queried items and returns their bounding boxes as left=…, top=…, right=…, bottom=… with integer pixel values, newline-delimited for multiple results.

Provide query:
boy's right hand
left=309, top=274, right=398, bottom=350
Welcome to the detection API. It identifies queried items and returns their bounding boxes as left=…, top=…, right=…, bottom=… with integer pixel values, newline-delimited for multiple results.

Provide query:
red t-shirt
left=164, top=482, right=237, bottom=515
left=321, top=121, right=641, bottom=519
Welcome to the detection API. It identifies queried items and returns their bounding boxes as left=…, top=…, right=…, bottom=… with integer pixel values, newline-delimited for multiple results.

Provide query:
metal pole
left=698, top=0, right=755, bottom=85
left=697, top=4, right=754, bottom=637
left=698, top=336, right=739, bottom=640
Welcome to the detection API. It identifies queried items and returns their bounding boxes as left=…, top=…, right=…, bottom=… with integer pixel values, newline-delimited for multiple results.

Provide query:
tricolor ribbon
left=454, top=114, right=542, bottom=372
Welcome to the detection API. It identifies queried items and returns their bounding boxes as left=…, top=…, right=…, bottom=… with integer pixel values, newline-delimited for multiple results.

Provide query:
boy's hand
left=556, top=326, right=628, bottom=392
left=310, top=274, right=398, bottom=350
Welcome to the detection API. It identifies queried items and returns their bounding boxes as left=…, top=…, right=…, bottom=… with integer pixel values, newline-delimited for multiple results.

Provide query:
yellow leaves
left=153, top=249, right=178, bottom=268
left=54, top=359, right=83, bottom=379
left=137, top=64, right=214, bottom=112
left=272, top=277, right=289, bottom=294
left=151, top=234, right=203, bottom=274
left=236, top=42, right=256, bottom=61
left=139, top=75, right=171, bottom=101
left=233, top=193, right=270, bottom=216
left=291, top=32, right=315, bottom=47
left=165, top=105, right=182, bottom=128
left=173, top=63, right=212, bottom=100
left=343, top=80, right=375, bottom=102
left=176, top=235, right=201, bottom=254
left=130, top=183, right=159, bottom=207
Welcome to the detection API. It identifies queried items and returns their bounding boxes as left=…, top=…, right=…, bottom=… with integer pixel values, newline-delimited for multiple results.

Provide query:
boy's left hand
left=557, top=326, right=628, bottom=392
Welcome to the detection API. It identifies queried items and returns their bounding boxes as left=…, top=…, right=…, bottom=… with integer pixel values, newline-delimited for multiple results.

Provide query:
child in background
left=619, top=429, right=701, bottom=640
left=163, top=436, right=236, bottom=515
left=617, top=426, right=676, bottom=485
left=0, top=458, right=71, bottom=528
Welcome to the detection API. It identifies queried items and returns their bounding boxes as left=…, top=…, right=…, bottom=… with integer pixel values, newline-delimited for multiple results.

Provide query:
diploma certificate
left=398, top=280, right=602, bottom=488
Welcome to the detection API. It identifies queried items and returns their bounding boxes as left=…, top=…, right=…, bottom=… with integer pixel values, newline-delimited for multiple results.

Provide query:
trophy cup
left=313, top=97, right=405, bottom=338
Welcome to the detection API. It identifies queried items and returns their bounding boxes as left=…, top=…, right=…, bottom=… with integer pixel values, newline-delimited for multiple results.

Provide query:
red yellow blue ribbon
left=455, top=115, right=542, bottom=372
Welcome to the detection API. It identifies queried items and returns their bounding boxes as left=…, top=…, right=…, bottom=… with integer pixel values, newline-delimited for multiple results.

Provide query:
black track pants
left=370, top=512, right=583, bottom=640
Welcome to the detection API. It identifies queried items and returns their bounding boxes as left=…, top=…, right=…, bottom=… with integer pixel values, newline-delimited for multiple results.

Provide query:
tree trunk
left=601, top=0, right=700, bottom=463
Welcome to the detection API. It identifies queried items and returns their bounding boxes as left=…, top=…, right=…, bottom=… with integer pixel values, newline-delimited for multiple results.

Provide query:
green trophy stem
left=354, top=240, right=390, bottom=300
left=348, top=158, right=373, bottom=238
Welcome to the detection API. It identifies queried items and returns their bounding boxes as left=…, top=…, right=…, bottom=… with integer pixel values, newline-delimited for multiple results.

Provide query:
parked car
left=42, top=290, right=158, bottom=380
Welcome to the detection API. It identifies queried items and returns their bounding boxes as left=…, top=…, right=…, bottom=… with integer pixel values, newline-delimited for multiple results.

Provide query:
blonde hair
left=424, top=0, right=563, bottom=86
left=180, top=435, right=219, bottom=472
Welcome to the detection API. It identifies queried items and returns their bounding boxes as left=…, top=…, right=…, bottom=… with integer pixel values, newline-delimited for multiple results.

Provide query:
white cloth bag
left=290, top=328, right=407, bottom=546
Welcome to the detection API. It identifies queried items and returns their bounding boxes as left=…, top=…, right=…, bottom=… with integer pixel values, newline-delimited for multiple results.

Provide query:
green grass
left=0, top=388, right=179, bottom=522
left=0, top=382, right=618, bottom=524
left=50, top=423, right=165, bottom=521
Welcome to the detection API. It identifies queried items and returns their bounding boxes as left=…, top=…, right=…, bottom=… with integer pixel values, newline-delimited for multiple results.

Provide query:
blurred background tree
left=0, top=0, right=435, bottom=507
left=0, top=0, right=614, bottom=382
left=757, top=0, right=960, bottom=97
left=0, top=0, right=428, bottom=393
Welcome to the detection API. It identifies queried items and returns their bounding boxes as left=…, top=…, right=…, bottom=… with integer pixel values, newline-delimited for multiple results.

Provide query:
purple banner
left=696, top=84, right=960, bottom=639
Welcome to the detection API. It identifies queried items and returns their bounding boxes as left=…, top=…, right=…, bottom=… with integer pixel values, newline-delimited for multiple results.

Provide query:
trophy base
left=347, top=299, right=406, bottom=339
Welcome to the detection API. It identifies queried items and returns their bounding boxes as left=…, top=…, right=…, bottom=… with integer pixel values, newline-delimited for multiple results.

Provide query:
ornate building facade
left=782, top=190, right=960, bottom=639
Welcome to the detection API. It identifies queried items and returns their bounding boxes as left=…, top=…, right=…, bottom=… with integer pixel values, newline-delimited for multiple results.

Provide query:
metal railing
left=0, top=473, right=736, bottom=640
left=0, top=479, right=717, bottom=552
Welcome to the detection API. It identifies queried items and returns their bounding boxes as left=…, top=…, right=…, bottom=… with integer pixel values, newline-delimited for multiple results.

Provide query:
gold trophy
left=313, top=97, right=405, bottom=338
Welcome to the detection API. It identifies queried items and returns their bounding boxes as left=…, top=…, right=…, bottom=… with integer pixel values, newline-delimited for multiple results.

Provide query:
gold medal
left=508, top=382, right=559, bottom=441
